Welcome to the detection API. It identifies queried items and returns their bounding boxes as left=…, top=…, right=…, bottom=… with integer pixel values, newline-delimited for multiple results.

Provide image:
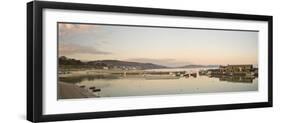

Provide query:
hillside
left=59, top=56, right=167, bottom=69
left=59, top=56, right=218, bottom=70
left=87, top=60, right=167, bottom=69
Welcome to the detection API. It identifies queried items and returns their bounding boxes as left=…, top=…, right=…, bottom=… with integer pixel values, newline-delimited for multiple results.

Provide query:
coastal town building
left=219, top=65, right=253, bottom=73
left=199, top=64, right=257, bottom=77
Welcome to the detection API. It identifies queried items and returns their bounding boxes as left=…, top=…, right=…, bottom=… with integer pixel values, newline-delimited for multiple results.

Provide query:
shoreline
left=58, top=82, right=98, bottom=99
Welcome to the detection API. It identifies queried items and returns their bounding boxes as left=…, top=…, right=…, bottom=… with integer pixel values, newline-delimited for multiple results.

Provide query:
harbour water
left=60, top=67, right=258, bottom=98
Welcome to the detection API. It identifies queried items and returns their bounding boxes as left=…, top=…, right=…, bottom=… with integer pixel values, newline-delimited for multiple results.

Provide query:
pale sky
left=58, top=23, right=258, bottom=67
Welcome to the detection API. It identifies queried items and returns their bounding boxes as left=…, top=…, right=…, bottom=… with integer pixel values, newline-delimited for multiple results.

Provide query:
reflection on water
left=59, top=68, right=258, bottom=98
left=59, top=74, right=119, bottom=83
left=210, top=75, right=255, bottom=83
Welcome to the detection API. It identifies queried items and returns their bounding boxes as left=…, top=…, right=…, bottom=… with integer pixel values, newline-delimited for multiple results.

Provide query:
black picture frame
left=27, top=1, right=273, bottom=122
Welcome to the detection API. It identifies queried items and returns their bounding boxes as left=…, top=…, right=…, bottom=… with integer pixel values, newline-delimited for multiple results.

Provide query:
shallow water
left=64, top=68, right=258, bottom=98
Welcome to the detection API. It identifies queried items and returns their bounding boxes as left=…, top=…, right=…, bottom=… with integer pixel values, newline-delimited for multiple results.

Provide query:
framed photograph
left=27, top=1, right=273, bottom=122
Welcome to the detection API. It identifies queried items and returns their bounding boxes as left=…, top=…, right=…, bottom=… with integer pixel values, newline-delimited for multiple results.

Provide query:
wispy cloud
left=59, top=43, right=111, bottom=56
left=59, top=23, right=93, bottom=36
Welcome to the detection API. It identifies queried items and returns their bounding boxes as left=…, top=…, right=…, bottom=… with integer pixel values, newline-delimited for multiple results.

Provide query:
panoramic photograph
left=57, top=22, right=259, bottom=99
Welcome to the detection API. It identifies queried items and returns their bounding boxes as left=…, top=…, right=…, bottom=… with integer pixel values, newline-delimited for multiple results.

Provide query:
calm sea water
left=68, top=68, right=258, bottom=98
